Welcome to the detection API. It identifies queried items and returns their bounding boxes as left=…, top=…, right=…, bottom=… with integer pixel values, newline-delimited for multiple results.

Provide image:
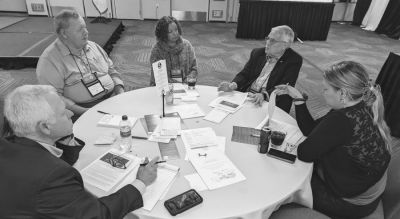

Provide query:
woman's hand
left=275, top=84, right=303, bottom=99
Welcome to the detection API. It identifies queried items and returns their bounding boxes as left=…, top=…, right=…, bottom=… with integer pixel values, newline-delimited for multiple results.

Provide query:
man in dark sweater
left=218, top=25, right=302, bottom=113
left=0, top=85, right=159, bottom=219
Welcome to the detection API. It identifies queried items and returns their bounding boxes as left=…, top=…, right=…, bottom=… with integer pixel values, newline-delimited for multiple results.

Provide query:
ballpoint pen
left=131, top=135, right=148, bottom=140
left=97, top=110, right=110, bottom=115
left=140, top=160, right=166, bottom=166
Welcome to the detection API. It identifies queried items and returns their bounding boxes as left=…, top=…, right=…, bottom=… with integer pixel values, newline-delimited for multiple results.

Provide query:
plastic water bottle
left=119, top=115, right=132, bottom=152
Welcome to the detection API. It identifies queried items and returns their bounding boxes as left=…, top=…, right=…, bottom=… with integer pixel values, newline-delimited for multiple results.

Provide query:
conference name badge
left=81, top=73, right=106, bottom=97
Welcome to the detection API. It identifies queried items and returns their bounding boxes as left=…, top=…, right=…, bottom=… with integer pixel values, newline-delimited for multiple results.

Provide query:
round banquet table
left=73, top=85, right=313, bottom=219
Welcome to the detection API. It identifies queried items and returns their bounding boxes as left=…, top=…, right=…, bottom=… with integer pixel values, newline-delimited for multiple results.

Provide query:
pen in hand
left=140, top=160, right=166, bottom=166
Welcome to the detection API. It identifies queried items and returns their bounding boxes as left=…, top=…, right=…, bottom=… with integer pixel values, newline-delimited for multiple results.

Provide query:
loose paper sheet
left=181, top=127, right=218, bottom=149
left=185, top=173, right=208, bottom=191
left=203, top=108, right=229, bottom=123
left=188, top=150, right=246, bottom=190
left=209, top=91, right=248, bottom=113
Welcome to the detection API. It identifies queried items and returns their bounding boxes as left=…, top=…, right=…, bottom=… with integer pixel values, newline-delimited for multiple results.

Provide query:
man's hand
left=113, top=85, right=125, bottom=95
left=136, top=157, right=159, bottom=186
left=248, top=93, right=264, bottom=106
left=218, top=81, right=237, bottom=92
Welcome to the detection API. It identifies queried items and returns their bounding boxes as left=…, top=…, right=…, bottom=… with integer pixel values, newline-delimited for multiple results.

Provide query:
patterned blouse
left=295, top=101, right=390, bottom=197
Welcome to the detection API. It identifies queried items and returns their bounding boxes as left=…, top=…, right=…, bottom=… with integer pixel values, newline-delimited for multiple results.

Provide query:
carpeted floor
left=0, top=19, right=399, bottom=150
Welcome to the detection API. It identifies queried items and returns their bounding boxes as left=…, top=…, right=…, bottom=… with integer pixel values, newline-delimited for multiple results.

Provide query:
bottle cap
left=122, top=115, right=128, bottom=120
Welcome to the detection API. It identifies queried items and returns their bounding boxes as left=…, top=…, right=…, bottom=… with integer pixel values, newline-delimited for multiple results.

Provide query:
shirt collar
left=36, top=141, right=64, bottom=158
left=56, top=38, right=90, bottom=57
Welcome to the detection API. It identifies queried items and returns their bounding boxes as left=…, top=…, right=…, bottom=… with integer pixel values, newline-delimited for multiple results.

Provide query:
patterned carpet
left=0, top=20, right=399, bottom=150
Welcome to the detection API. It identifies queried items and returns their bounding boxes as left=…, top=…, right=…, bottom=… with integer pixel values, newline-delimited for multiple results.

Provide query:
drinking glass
left=270, top=130, right=287, bottom=149
left=187, top=75, right=197, bottom=90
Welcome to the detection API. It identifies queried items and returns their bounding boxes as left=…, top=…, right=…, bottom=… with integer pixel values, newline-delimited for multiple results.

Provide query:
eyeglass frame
left=265, top=36, right=289, bottom=45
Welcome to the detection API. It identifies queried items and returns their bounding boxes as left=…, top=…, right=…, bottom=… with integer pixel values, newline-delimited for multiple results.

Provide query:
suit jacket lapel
left=266, top=50, right=289, bottom=91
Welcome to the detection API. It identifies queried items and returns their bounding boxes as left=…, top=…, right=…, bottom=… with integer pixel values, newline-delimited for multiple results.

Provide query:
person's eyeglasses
left=265, top=36, right=287, bottom=44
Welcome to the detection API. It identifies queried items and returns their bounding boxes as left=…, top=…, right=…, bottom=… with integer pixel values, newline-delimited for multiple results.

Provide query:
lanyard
left=67, top=46, right=94, bottom=78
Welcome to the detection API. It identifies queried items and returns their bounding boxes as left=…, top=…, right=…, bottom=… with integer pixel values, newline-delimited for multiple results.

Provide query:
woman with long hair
left=276, top=61, right=391, bottom=218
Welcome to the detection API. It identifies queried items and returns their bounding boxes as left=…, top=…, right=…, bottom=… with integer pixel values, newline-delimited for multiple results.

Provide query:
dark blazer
left=0, top=136, right=143, bottom=219
left=232, top=47, right=302, bottom=113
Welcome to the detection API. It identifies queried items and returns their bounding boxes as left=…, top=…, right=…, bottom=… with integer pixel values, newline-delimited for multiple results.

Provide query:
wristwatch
left=293, top=93, right=308, bottom=102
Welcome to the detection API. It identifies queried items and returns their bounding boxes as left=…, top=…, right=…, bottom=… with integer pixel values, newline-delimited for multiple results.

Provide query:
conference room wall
left=0, top=0, right=27, bottom=12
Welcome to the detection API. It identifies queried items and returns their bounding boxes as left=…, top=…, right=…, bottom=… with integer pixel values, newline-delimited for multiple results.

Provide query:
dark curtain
left=352, top=0, right=372, bottom=26
left=375, top=0, right=400, bottom=39
left=236, top=1, right=334, bottom=41
left=375, top=52, right=400, bottom=138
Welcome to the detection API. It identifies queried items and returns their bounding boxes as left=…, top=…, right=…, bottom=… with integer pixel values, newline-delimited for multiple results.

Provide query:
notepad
left=113, top=163, right=180, bottom=211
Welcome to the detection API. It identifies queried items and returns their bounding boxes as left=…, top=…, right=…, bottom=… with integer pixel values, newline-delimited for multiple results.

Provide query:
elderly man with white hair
left=0, top=85, right=158, bottom=218
left=36, top=10, right=125, bottom=120
left=218, top=25, right=302, bottom=113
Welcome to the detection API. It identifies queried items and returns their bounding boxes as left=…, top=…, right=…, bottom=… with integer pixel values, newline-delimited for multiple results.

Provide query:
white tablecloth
left=73, top=85, right=313, bottom=219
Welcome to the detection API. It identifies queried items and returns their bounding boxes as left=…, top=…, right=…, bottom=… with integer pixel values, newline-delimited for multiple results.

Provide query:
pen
left=140, top=160, right=166, bottom=166
left=131, top=135, right=148, bottom=140
left=97, top=110, right=110, bottom=115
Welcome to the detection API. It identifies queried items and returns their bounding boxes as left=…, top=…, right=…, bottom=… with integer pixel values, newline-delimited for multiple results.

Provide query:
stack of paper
left=181, top=127, right=218, bottom=149
left=97, top=114, right=137, bottom=128
left=209, top=91, right=248, bottom=113
left=148, top=117, right=181, bottom=143
left=188, top=150, right=246, bottom=190
left=80, top=149, right=141, bottom=192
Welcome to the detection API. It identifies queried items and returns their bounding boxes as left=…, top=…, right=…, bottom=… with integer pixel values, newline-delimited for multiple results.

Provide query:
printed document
left=80, top=149, right=141, bottom=192
left=188, top=150, right=246, bottom=190
left=209, top=91, right=248, bottom=113
left=181, top=127, right=218, bottom=149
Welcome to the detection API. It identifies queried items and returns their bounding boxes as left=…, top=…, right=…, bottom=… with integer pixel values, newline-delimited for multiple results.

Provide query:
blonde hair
left=4, top=85, right=57, bottom=137
left=323, top=61, right=392, bottom=151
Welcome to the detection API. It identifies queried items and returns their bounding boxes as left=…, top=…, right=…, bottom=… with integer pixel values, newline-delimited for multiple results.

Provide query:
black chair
left=376, top=52, right=400, bottom=138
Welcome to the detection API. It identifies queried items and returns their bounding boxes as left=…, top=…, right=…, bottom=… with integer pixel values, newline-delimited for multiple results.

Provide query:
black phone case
left=164, top=189, right=203, bottom=216
left=267, top=148, right=297, bottom=163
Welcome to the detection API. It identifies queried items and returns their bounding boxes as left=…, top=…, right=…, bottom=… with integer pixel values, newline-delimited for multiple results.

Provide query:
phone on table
left=267, top=148, right=297, bottom=164
left=164, top=189, right=203, bottom=216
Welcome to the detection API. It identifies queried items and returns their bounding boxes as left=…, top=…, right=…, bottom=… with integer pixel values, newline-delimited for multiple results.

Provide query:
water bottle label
left=120, top=130, right=131, bottom=138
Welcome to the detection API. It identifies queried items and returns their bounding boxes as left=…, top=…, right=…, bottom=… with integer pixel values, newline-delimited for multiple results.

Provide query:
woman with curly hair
left=275, top=61, right=391, bottom=218
left=149, top=16, right=198, bottom=86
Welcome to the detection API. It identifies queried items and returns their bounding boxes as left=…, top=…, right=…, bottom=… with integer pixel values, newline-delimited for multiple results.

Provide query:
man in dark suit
left=0, top=85, right=158, bottom=219
left=218, top=25, right=302, bottom=113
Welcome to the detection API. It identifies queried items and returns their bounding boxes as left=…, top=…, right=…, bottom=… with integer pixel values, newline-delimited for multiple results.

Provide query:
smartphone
left=267, top=148, right=297, bottom=164
left=164, top=189, right=203, bottom=216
